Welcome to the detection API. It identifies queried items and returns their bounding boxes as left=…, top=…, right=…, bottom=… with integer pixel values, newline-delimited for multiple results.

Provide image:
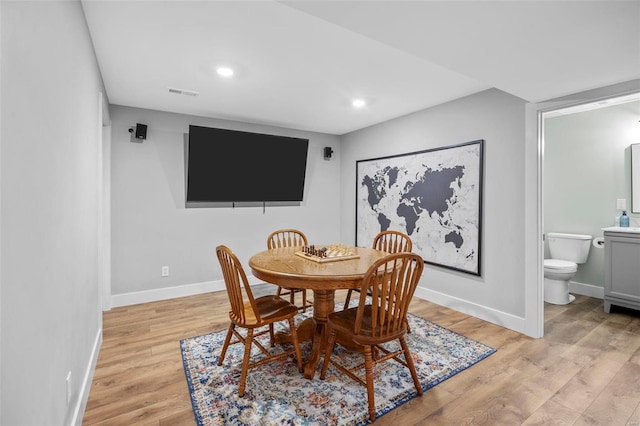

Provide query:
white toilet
left=544, top=232, right=592, bottom=305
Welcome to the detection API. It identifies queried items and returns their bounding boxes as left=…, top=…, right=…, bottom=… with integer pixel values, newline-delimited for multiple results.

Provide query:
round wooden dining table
left=249, top=245, right=387, bottom=379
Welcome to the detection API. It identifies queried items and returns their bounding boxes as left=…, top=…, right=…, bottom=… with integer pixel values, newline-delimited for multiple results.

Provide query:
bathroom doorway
left=539, top=90, right=640, bottom=325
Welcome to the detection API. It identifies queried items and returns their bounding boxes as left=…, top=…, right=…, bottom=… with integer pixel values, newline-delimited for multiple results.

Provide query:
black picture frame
left=356, top=139, right=484, bottom=276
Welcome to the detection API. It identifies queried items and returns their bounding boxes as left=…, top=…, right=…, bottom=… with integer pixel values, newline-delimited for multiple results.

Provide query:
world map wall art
left=356, top=139, right=484, bottom=276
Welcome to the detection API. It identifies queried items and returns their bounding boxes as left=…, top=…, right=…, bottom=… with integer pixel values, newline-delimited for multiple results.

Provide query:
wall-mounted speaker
left=135, top=123, right=147, bottom=140
left=324, top=147, right=333, bottom=160
left=129, top=123, right=148, bottom=142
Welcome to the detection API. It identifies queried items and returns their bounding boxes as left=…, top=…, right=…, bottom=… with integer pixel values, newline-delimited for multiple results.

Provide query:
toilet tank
left=547, top=232, right=592, bottom=263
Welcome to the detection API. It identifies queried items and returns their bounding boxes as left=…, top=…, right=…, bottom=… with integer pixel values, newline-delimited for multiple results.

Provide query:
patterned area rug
left=180, top=308, right=496, bottom=425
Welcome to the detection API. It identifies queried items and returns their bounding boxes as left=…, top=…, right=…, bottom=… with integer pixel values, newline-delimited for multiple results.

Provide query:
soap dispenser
left=620, top=210, right=630, bottom=227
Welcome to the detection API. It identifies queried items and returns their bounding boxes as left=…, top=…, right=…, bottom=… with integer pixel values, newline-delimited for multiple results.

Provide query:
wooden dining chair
left=266, top=229, right=313, bottom=312
left=343, top=230, right=413, bottom=309
left=215, top=245, right=303, bottom=397
left=320, top=252, right=424, bottom=422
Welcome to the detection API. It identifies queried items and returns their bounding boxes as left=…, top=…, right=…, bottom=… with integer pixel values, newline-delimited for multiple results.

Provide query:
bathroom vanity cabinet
left=603, top=228, right=640, bottom=313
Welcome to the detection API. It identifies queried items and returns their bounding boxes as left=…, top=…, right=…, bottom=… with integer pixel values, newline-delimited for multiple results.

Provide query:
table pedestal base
left=274, top=289, right=335, bottom=379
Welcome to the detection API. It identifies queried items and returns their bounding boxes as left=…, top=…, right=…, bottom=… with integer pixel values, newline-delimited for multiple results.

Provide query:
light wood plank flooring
left=83, top=289, right=640, bottom=425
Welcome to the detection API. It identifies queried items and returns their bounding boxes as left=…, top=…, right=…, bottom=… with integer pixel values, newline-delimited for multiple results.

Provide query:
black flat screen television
left=186, top=125, right=309, bottom=205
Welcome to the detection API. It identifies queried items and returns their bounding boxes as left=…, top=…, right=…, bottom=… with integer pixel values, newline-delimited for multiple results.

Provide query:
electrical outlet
left=66, top=371, right=71, bottom=406
left=161, top=266, right=169, bottom=277
left=617, top=198, right=627, bottom=210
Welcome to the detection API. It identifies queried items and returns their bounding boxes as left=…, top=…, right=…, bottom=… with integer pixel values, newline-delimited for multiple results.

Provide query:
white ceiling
left=81, top=0, right=640, bottom=135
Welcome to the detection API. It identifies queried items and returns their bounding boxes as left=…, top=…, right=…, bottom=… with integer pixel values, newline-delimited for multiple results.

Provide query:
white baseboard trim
left=69, top=327, right=102, bottom=426
left=110, top=276, right=266, bottom=308
left=569, top=281, right=604, bottom=299
left=413, top=285, right=531, bottom=337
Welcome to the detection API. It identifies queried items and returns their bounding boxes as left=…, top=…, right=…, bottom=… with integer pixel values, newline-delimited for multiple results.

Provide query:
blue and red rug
left=180, top=309, right=495, bottom=425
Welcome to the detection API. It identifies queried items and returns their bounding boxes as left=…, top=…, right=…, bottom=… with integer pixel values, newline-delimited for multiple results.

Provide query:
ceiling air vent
left=168, top=87, right=199, bottom=97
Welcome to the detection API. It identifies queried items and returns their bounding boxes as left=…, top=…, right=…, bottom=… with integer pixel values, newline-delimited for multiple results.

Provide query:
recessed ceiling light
left=352, top=99, right=366, bottom=108
left=216, top=67, right=234, bottom=77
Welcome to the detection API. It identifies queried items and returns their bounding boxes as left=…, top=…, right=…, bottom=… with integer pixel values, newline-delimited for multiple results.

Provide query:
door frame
left=526, top=80, right=640, bottom=338
left=98, top=92, right=112, bottom=311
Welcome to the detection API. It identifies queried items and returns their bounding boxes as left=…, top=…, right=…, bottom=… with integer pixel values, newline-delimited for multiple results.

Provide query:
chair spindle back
left=216, top=245, right=259, bottom=325
left=267, top=229, right=308, bottom=249
left=372, top=230, right=412, bottom=254
left=355, top=252, right=424, bottom=338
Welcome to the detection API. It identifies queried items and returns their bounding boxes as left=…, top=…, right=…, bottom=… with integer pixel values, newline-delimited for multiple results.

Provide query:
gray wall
left=544, top=100, right=640, bottom=288
left=340, top=89, right=528, bottom=318
left=1, top=1, right=105, bottom=425
left=110, top=106, right=342, bottom=298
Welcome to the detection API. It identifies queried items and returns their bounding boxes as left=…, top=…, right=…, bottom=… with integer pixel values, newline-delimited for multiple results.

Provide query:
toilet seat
left=544, top=259, right=577, bottom=272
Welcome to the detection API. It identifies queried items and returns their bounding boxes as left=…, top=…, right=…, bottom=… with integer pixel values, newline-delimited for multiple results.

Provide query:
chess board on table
left=295, top=244, right=360, bottom=263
